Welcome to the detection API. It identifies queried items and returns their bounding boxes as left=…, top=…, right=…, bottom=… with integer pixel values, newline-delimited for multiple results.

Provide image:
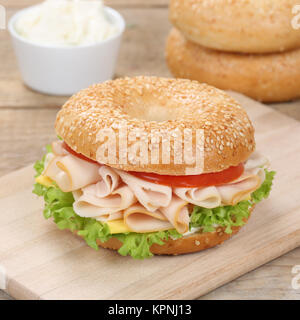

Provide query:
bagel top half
left=169, top=0, right=300, bottom=53
left=55, top=76, right=255, bottom=175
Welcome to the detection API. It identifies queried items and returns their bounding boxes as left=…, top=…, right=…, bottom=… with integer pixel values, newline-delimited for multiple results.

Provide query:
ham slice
left=95, top=166, right=120, bottom=197
left=124, top=197, right=189, bottom=234
left=51, top=141, right=69, bottom=156
left=253, top=167, right=266, bottom=183
left=115, top=170, right=172, bottom=212
left=73, top=185, right=136, bottom=218
left=160, top=196, right=189, bottom=233
left=124, top=204, right=173, bottom=233
left=245, top=151, right=269, bottom=170
left=44, top=154, right=101, bottom=192
left=217, top=168, right=265, bottom=205
left=95, top=211, right=123, bottom=222
left=174, top=186, right=221, bottom=208
left=174, top=158, right=267, bottom=207
left=42, top=141, right=270, bottom=234
left=43, top=154, right=63, bottom=182
left=43, top=152, right=55, bottom=173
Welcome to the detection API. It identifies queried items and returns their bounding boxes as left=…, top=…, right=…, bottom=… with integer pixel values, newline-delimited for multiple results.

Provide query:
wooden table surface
left=0, top=0, right=299, bottom=300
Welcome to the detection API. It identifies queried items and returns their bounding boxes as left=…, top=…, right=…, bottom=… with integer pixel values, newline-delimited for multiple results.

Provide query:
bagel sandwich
left=33, top=77, right=275, bottom=259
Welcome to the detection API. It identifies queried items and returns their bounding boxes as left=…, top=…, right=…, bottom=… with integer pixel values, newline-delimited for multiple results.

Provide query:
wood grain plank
left=4, top=247, right=299, bottom=300
left=0, top=291, right=12, bottom=300
left=200, top=247, right=300, bottom=300
left=2, top=0, right=169, bottom=9
left=0, top=115, right=299, bottom=299
left=269, top=101, right=300, bottom=122
left=1, top=0, right=41, bottom=9
left=0, top=94, right=299, bottom=300
left=2, top=7, right=300, bottom=119
left=0, top=109, right=58, bottom=176
left=1, top=0, right=300, bottom=301
left=1, top=161, right=299, bottom=299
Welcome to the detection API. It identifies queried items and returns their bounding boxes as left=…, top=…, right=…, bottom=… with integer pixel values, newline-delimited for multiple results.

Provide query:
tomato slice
left=129, top=164, right=244, bottom=188
left=62, top=142, right=98, bottom=164
left=62, top=142, right=244, bottom=188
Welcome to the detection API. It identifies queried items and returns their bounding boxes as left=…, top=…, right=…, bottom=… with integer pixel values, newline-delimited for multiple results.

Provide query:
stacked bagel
left=166, top=0, right=300, bottom=102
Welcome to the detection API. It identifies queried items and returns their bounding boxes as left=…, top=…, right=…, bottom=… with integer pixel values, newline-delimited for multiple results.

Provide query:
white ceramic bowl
left=8, top=6, right=125, bottom=96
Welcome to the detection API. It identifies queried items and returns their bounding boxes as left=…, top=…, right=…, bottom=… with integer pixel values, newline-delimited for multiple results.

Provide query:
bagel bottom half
left=94, top=206, right=254, bottom=256
left=166, top=28, right=300, bottom=103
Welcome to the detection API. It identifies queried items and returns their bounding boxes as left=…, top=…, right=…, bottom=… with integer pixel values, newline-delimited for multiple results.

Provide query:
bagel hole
left=125, top=104, right=179, bottom=122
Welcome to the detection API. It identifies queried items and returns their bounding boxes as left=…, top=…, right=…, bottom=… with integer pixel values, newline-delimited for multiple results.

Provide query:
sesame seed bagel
left=96, top=206, right=254, bottom=256
left=166, top=29, right=300, bottom=103
left=55, top=76, right=255, bottom=175
left=169, top=0, right=300, bottom=53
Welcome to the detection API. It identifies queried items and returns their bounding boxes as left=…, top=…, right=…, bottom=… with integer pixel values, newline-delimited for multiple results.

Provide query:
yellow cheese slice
left=35, top=175, right=54, bottom=188
left=107, top=219, right=131, bottom=234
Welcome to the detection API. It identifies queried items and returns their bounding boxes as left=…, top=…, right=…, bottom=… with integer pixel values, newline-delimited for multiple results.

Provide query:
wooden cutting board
left=0, top=93, right=300, bottom=300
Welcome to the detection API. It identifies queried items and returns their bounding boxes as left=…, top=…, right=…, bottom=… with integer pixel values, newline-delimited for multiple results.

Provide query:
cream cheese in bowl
left=8, top=0, right=125, bottom=95
left=15, top=0, right=119, bottom=47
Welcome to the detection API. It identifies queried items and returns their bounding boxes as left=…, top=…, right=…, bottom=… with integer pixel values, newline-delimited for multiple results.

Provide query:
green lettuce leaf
left=78, top=219, right=111, bottom=250
left=190, top=169, right=275, bottom=234
left=115, top=229, right=182, bottom=259
left=33, top=149, right=274, bottom=259
left=251, top=170, right=275, bottom=204
left=33, top=144, right=52, bottom=177
left=33, top=182, right=112, bottom=247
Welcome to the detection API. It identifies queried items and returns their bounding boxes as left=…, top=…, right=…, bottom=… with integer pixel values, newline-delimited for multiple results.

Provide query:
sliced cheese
left=244, top=194, right=251, bottom=201
left=36, top=175, right=54, bottom=187
left=107, top=219, right=131, bottom=234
